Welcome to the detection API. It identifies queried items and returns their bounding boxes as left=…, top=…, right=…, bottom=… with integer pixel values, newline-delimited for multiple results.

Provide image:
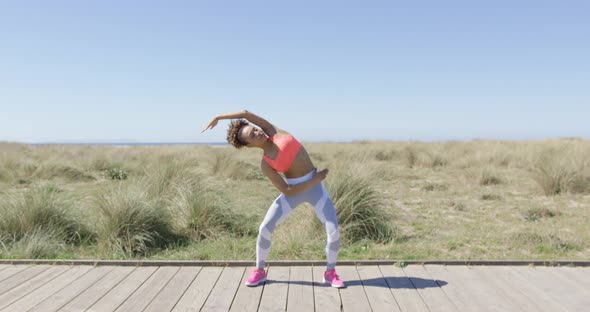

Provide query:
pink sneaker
left=323, top=269, right=345, bottom=288
left=245, top=268, right=267, bottom=287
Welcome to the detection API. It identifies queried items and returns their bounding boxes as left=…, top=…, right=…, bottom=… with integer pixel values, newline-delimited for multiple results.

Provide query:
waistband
left=285, top=168, right=316, bottom=185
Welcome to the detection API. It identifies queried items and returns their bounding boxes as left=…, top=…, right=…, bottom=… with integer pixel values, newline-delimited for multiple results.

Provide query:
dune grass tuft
left=143, top=155, right=195, bottom=199
left=92, top=183, right=183, bottom=257
left=481, top=193, right=502, bottom=200
left=0, top=184, right=92, bottom=246
left=532, top=147, right=589, bottom=195
left=4, top=227, right=67, bottom=259
left=522, top=207, right=561, bottom=222
left=404, top=146, right=419, bottom=168
left=315, top=169, right=397, bottom=243
left=168, top=180, right=257, bottom=240
left=33, top=163, right=95, bottom=181
left=422, top=182, right=448, bottom=192
left=374, top=149, right=398, bottom=161
left=425, top=151, right=448, bottom=168
left=211, top=152, right=262, bottom=180
left=480, top=168, right=503, bottom=185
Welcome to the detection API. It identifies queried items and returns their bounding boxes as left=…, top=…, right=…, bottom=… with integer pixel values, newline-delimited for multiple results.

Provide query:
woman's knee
left=258, top=221, right=274, bottom=236
left=258, top=223, right=266, bottom=234
left=324, top=220, right=339, bottom=233
left=326, top=228, right=340, bottom=252
left=320, top=219, right=339, bottom=239
left=327, top=227, right=340, bottom=242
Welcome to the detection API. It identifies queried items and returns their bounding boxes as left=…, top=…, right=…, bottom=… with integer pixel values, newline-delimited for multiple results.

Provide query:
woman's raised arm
left=202, top=110, right=277, bottom=136
left=201, top=110, right=245, bottom=132
left=242, top=110, right=277, bottom=136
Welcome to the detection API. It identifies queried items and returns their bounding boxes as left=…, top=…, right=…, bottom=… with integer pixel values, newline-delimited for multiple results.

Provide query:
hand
left=315, top=168, right=329, bottom=181
left=201, top=117, right=219, bottom=133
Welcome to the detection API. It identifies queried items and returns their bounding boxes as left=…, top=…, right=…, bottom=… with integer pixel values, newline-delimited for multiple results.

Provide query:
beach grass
left=1, top=138, right=589, bottom=261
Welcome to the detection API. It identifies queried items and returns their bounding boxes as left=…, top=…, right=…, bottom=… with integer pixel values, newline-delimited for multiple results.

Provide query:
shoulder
left=271, top=128, right=294, bottom=138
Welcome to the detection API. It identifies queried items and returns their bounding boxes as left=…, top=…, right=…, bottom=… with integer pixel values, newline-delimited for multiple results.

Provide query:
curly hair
left=226, top=119, right=249, bottom=148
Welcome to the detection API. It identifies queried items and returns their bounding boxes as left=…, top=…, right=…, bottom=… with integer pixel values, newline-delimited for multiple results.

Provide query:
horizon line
left=2, top=136, right=589, bottom=146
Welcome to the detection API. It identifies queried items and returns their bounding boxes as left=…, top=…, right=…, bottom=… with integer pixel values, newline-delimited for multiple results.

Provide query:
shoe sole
left=245, top=277, right=266, bottom=287
left=322, top=277, right=345, bottom=288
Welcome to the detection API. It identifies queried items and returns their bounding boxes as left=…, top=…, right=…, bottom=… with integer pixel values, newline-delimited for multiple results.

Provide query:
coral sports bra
left=263, top=135, right=302, bottom=173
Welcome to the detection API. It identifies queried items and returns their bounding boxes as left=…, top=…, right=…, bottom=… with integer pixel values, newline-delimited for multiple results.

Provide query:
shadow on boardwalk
left=267, top=276, right=447, bottom=288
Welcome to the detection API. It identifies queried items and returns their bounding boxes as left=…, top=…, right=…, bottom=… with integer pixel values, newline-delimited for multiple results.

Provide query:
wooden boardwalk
left=0, top=263, right=589, bottom=311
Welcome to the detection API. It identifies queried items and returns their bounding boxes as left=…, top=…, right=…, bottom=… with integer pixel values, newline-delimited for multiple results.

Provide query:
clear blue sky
left=1, top=0, right=589, bottom=143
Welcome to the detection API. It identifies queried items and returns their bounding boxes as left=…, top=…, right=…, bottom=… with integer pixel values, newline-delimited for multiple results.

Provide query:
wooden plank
left=58, top=266, right=137, bottom=312
left=87, top=266, right=158, bottom=312
left=143, top=266, right=201, bottom=312
left=473, top=266, right=568, bottom=312
left=0, top=266, right=70, bottom=310
left=258, top=266, right=290, bottom=311
left=402, top=265, right=458, bottom=312
left=114, top=266, right=180, bottom=312
left=522, top=266, right=590, bottom=311
left=536, top=266, right=590, bottom=297
left=0, top=265, right=30, bottom=283
left=28, top=266, right=114, bottom=312
left=337, top=265, right=371, bottom=312
left=287, top=266, right=314, bottom=312
left=356, top=265, right=401, bottom=312
left=172, top=266, right=223, bottom=312
left=424, top=265, right=486, bottom=311
left=379, top=265, right=429, bottom=312
left=470, top=266, right=546, bottom=312
left=446, top=265, right=524, bottom=312
left=200, top=266, right=245, bottom=311
left=492, top=266, right=568, bottom=312
left=511, top=266, right=588, bottom=312
left=555, top=266, right=590, bottom=291
left=2, top=265, right=93, bottom=312
left=229, top=266, right=267, bottom=312
left=0, top=265, right=52, bottom=295
left=0, top=264, right=8, bottom=271
left=312, top=265, right=341, bottom=312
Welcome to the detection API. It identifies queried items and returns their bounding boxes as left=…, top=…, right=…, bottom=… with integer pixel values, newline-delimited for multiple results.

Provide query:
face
left=239, top=125, right=267, bottom=147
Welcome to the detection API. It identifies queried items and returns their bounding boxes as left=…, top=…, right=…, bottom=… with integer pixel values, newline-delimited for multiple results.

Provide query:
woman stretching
left=202, top=110, right=345, bottom=288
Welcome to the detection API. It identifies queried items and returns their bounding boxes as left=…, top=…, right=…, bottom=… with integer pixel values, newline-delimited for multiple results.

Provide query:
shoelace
left=327, top=272, right=340, bottom=280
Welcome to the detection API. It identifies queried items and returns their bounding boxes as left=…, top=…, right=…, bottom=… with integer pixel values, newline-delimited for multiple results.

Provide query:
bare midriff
left=282, top=145, right=315, bottom=179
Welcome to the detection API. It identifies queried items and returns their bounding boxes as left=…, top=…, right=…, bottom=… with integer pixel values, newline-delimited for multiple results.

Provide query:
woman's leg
left=256, top=193, right=304, bottom=269
left=311, top=183, right=341, bottom=270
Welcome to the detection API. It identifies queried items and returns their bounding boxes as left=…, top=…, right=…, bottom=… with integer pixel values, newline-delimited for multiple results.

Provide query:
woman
left=202, top=110, right=345, bottom=288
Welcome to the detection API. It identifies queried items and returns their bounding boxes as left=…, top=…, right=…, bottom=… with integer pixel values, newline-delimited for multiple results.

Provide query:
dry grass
left=0, top=138, right=589, bottom=261
left=532, top=146, right=590, bottom=195
left=314, top=167, right=397, bottom=243
left=92, top=181, right=181, bottom=257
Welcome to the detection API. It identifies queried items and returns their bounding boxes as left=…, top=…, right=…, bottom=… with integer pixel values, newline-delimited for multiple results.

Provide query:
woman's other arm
left=261, top=162, right=328, bottom=197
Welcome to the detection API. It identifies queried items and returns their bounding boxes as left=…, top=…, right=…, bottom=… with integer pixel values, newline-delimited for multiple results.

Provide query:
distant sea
left=29, top=142, right=229, bottom=146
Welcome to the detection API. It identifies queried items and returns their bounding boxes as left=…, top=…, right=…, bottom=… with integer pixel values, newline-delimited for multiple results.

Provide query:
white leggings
left=256, top=169, right=340, bottom=269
